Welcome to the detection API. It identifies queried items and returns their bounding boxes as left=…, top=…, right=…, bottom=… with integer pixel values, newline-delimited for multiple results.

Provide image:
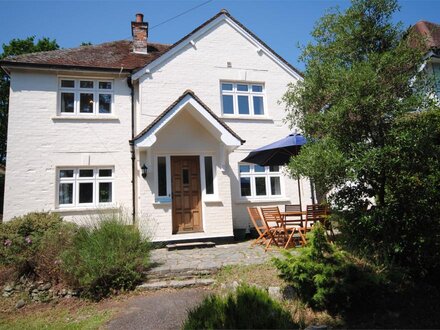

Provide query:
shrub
left=0, top=212, right=63, bottom=276
left=35, top=222, right=78, bottom=283
left=183, top=284, right=296, bottom=329
left=61, top=217, right=151, bottom=300
left=273, top=223, right=385, bottom=316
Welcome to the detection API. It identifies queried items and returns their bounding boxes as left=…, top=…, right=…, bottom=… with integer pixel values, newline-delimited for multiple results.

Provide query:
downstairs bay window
left=57, top=167, right=114, bottom=208
left=239, top=164, right=282, bottom=198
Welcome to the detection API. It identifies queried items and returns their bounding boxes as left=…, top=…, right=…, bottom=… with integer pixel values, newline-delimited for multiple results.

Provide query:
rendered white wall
left=3, top=70, right=133, bottom=222
left=137, top=20, right=311, bottom=235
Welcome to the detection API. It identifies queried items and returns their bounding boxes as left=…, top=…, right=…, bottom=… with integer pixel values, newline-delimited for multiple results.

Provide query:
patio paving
left=148, top=240, right=287, bottom=276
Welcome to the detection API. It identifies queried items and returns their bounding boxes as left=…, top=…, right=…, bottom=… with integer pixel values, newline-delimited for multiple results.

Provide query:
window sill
left=220, top=116, right=273, bottom=122
left=53, top=206, right=119, bottom=213
left=204, top=199, right=223, bottom=204
left=52, top=115, right=119, bottom=121
left=235, top=197, right=291, bottom=204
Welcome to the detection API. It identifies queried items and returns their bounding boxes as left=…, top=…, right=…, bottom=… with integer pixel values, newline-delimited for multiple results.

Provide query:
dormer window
left=221, top=82, right=265, bottom=116
left=58, top=78, right=113, bottom=115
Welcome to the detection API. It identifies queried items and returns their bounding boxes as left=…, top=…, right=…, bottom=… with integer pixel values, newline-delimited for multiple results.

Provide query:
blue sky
left=0, top=0, right=439, bottom=70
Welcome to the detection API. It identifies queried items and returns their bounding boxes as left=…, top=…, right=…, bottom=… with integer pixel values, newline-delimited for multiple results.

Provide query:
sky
left=0, top=0, right=439, bottom=71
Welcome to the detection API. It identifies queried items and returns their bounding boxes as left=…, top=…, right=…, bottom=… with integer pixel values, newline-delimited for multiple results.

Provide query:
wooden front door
left=171, top=156, right=202, bottom=234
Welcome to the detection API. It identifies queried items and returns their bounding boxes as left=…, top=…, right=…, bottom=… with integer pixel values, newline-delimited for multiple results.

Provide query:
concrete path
left=106, top=288, right=210, bottom=330
left=148, top=241, right=282, bottom=276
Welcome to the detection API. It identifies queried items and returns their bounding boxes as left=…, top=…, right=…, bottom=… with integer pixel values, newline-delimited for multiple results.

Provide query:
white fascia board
left=131, top=14, right=302, bottom=81
left=223, top=17, right=303, bottom=81
left=135, top=94, right=241, bottom=148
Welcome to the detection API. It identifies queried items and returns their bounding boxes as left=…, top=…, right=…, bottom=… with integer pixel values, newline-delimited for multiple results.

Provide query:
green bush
left=273, top=224, right=385, bottom=316
left=0, top=212, right=63, bottom=276
left=183, top=284, right=296, bottom=330
left=61, top=218, right=151, bottom=300
left=35, top=222, right=78, bottom=283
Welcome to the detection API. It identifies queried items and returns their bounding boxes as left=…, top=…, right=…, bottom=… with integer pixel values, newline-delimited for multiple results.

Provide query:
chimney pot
left=136, top=13, right=144, bottom=23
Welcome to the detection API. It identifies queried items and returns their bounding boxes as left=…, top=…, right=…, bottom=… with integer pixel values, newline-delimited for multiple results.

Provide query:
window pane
left=99, top=81, right=112, bottom=89
left=99, top=182, right=112, bottom=203
left=253, top=96, right=264, bottom=115
left=222, top=95, right=234, bottom=114
left=238, top=95, right=250, bottom=114
left=80, top=81, right=94, bottom=89
left=221, top=83, right=233, bottom=91
left=237, top=84, right=248, bottom=91
left=61, top=93, right=74, bottom=113
left=182, top=169, right=189, bottom=185
left=99, top=94, right=111, bottom=114
left=269, top=166, right=280, bottom=172
left=270, top=177, right=281, bottom=195
left=252, top=85, right=263, bottom=92
left=239, top=165, right=250, bottom=173
left=158, top=157, right=167, bottom=196
left=99, top=169, right=112, bottom=177
left=255, top=177, right=267, bottom=196
left=79, top=169, right=94, bottom=177
left=240, top=177, right=251, bottom=196
left=79, top=182, right=93, bottom=203
left=59, top=183, right=73, bottom=204
left=61, top=80, right=74, bottom=88
left=254, top=165, right=265, bottom=172
left=80, top=93, right=94, bottom=113
left=59, top=170, right=74, bottom=178
left=204, top=156, right=214, bottom=195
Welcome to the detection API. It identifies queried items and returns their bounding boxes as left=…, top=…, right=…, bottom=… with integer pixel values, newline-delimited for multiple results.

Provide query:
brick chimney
left=131, top=13, right=148, bottom=54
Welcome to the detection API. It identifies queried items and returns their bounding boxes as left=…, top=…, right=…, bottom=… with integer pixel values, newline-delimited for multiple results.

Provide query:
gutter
left=127, top=77, right=136, bottom=225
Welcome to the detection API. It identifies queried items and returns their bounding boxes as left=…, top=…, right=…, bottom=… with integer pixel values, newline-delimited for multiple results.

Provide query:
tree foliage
left=0, top=36, right=59, bottom=164
left=284, top=0, right=440, bottom=279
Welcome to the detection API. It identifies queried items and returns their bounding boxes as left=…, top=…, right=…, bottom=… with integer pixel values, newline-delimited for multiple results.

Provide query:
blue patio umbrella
left=241, top=133, right=312, bottom=209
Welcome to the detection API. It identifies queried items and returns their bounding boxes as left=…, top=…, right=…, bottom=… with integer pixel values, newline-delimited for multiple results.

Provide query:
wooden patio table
left=278, top=211, right=307, bottom=248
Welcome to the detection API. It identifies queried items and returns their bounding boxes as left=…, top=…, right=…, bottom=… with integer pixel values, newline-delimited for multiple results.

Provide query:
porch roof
left=132, top=90, right=245, bottom=148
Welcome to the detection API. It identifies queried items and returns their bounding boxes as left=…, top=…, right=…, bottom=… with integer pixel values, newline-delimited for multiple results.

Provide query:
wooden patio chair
left=247, top=207, right=268, bottom=247
left=304, top=204, right=335, bottom=242
left=260, top=206, right=299, bottom=250
left=284, top=204, right=304, bottom=225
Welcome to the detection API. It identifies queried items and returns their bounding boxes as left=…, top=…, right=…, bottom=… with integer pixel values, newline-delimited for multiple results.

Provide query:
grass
left=213, top=263, right=342, bottom=329
left=214, top=263, right=283, bottom=288
left=0, top=297, right=115, bottom=330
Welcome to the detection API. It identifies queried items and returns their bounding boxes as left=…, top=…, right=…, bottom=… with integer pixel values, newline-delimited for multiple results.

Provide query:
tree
left=0, top=36, right=59, bottom=164
left=283, top=0, right=440, bottom=279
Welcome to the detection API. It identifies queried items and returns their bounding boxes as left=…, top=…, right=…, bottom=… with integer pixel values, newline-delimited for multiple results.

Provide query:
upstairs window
left=239, top=164, right=282, bottom=198
left=59, top=78, right=113, bottom=115
left=221, top=82, right=265, bottom=116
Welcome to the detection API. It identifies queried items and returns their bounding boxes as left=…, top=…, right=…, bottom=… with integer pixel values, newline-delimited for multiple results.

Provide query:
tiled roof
left=411, top=20, right=440, bottom=50
left=0, top=40, right=171, bottom=72
left=1, top=10, right=302, bottom=77
left=132, top=89, right=245, bottom=144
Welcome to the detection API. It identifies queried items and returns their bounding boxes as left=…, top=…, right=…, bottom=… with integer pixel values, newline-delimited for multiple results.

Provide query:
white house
left=0, top=10, right=313, bottom=242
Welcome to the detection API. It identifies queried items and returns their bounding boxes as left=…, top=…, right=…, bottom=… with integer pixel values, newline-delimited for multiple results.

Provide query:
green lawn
left=0, top=300, right=114, bottom=330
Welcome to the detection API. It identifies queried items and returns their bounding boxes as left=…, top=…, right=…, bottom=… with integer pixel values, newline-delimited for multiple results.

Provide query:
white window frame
left=57, top=167, right=115, bottom=209
left=58, top=78, right=114, bottom=116
left=200, top=154, right=219, bottom=201
left=238, top=163, right=284, bottom=199
left=155, top=155, right=172, bottom=203
left=220, top=81, right=267, bottom=117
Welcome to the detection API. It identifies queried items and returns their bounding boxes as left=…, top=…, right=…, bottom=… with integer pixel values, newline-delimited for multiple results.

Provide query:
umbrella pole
left=297, top=177, right=302, bottom=211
